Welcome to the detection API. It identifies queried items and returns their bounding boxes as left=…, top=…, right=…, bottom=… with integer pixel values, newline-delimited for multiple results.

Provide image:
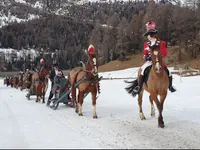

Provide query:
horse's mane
left=38, top=66, right=49, bottom=81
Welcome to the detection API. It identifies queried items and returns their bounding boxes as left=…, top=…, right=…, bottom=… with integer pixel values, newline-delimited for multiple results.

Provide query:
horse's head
left=87, top=53, right=98, bottom=76
left=24, top=72, right=31, bottom=82
left=19, top=73, right=23, bottom=80
left=39, top=66, right=50, bottom=80
left=148, top=41, right=163, bottom=74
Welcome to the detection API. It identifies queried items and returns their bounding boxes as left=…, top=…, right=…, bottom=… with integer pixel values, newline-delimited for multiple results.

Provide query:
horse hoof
left=139, top=113, right=146, bottom=120
left=151, top=112, right=155, bottom=117
left=93, top=116, right=98, bottom=119
left=78, top=113, right=83, bottom=116
left=158, top=124, right=165, bottom=128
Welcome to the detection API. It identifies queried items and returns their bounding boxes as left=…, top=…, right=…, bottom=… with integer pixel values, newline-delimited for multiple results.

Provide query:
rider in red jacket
left=133, top=21, right=176, bottom=95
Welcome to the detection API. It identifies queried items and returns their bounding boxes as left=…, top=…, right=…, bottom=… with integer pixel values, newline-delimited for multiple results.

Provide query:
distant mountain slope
left=0, top=0, right=186, bottom=28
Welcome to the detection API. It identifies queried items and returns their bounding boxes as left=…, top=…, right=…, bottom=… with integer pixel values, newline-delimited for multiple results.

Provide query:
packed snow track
left=0, top=68, right=200, bottom=148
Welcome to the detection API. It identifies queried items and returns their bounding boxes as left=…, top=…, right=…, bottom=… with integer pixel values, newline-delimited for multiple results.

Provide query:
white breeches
left=140, top=61, right=172, bottom=77
left=141, top=61, right=152, bottom=76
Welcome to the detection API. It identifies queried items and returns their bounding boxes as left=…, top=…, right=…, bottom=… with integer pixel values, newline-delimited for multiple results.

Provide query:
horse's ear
left=148, top=41, right=160, bottom=51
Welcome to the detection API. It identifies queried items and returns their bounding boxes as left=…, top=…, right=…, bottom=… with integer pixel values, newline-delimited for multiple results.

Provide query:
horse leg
left=149, top=96, right=155, bottom=117
left=42, top=91, right=45, bottom=103
left=138, top=90, right=146, bottom=120
left=36, top=85, right=41, bottom=102
left=151, top=93, right=166, bottom=128
left=92, top=89, right=98, bottom=119
left=78, top=91, right=84, bottom=116
left=36, top=95, right=39, bottom=102
left=42, top=84, right=46, bottom=103
left=72, top=87, right=78, bottom=113
left=36, top=91, right=40, bottom=102
left=157, top=92, right=167, bottom=128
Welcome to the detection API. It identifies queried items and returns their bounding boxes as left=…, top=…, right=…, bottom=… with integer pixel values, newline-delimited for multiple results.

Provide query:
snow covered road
left=0, top=68, right=200, bottom=148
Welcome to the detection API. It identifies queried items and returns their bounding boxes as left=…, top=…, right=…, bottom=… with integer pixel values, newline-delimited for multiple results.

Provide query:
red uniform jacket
left=143, top=40, right=168, bottom=67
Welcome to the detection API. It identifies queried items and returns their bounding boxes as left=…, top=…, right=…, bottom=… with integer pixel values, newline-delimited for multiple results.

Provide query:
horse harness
left=32, top=73, right=48, bottom=85
left=74, top=55, right=101, bottom=94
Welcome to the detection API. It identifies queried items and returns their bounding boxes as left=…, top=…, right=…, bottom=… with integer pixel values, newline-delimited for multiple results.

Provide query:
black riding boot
left=133, top=75, right=144, bottom=95
left=169, top=76, right=176, bottom=93
left=164, top=67, right=176, bottom=93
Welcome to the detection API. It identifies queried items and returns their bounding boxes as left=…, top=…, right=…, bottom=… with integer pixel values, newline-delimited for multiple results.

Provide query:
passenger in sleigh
left=133, top=21, right=177, bottom=96
left=47, top=70, right=64, bottom=105
left=46, top=70, right=72, bottom=107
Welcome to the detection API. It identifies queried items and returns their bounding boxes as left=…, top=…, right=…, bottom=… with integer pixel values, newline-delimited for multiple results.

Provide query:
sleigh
left=26, top=78, right=48, bottom=101
left=49, top=77, right=74, bottom=110
left=50, top=76, right=103, bottom=110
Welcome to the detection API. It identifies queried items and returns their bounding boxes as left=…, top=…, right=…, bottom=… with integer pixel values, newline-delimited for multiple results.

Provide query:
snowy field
left=0, top=67, right=200, bottom=149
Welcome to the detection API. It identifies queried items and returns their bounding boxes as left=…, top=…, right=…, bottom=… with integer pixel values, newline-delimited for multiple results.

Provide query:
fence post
left=179, top=68, right=182, bottom=83
left=108, top=73, right=112, bottom=80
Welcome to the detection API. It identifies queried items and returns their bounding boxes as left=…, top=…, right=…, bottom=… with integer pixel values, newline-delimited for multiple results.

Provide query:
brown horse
left=4, top=77, right=8, bottom=85
left=18, top=72, right=24, bottom=90
left=28, top=66, right=50, bottom=103
left=13, top=75, right=19, bottom=89
left=9, top=77, right=13, bottom=87
left=68, top=54, right=101, bottom=118
left=22, top=71, right=33, bottom=90
left=125, top=41, right=169, bottom=128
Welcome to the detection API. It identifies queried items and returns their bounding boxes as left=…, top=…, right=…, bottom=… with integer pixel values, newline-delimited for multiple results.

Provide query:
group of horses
left=4, top=72, right=25, bottom=89
left=3, top=52, right=101, bottom=119
left=4, top=69, right=49, bottom=103
left=3, top=41, right=171, bottom=128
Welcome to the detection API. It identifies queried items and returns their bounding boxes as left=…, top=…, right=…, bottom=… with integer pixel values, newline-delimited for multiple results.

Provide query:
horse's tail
left=124, top=79, right=138, bottom=97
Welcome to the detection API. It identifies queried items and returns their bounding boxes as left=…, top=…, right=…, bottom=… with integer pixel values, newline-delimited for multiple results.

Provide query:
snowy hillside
left=0, top=67, right=200, bottom=148
left=0, top=48, right=39, bottom=62
left=0, top=0, right=41, bottom=28
left=0, top=0, right=74, bottom=28
left=0, top=0, right=187, bottom=28
left=0, top=12, right=40, bottom=28
left=76, top=0, right=186, bottom=5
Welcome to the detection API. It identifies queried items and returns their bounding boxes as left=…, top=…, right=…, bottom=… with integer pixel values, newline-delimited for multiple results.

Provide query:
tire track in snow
left=110, top=116, right=200, bottom=149
left=40, top=106, right=102, bottom=148
left=1, top=79, right=200, bottom=149
left=0, top=85, right=100, bottom=148
left=45, top=106, right=114, bottom=148
left=46, top=104, right=200, bottom=149
left=45, top=106, right=149, bottom=148
left=0, top=95, right=29, bottom=148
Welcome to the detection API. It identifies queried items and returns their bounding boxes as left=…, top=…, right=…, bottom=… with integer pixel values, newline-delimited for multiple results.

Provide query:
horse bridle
left=148, top=41, right=162, bottom=61
left=149, top=41, right=164, bottom=73
left=83, top=55, right=98, bottom=76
